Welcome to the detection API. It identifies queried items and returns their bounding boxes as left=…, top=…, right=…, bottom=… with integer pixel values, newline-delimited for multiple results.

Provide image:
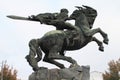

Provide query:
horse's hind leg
left=46, top=45, right=77, bottom=68
left=48, top=49, right=77, bottom=65
left=50, top=55, right=77, bottom=67
left=43, top=55, right=65, bottom=68
left=92, top=37, right=104, bottom=51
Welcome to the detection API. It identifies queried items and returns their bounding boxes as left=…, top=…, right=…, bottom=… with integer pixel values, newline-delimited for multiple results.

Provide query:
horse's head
left=82, top=5, right=97, bottom=28
left=70, top=5, right=97, bottom=29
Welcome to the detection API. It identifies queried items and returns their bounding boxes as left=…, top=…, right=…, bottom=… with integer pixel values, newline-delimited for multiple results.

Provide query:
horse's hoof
left=103, top=39, right=109, bottom=45
left=103, top=36, right=109, bottom=44
left=60, top=65, right=65, bottom=69
left=99, top=46, right=104, bottom=52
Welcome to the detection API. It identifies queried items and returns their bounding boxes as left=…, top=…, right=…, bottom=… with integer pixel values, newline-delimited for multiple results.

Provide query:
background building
left=90, top=71, right=103, bottom=80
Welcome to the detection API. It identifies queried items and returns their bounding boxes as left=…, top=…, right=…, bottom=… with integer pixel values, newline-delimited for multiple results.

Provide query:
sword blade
left=7, top=15, right=30, bottom=20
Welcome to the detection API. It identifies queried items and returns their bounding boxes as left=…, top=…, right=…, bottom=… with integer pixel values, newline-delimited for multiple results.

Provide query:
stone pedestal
left=28, top=65, right=90, bottom=80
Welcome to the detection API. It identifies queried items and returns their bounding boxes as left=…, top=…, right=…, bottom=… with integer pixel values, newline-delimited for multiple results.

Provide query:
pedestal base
left=28, top=65, right=90, bottom=80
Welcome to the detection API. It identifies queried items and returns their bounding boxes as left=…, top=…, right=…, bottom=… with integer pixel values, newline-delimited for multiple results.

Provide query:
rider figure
left=48, top=8, right=80, bottom=44
left=46, top=8, right=79, bottom=30
left=51, top=9, right=80, bottom=46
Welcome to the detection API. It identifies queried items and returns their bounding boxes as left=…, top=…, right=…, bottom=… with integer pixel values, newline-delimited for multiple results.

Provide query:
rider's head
left=60, top=8, right=69, bottom=14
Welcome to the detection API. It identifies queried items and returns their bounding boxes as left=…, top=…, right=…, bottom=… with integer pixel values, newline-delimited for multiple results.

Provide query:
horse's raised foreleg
left=86, top=28, right=109, bottom=44
left=92, top=37, right=104, bottom=51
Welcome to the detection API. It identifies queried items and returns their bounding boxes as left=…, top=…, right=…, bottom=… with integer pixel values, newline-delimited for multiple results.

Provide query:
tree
left=0, top=62, right=19, bottom=80
left=103, top=58, right=120, bottom=80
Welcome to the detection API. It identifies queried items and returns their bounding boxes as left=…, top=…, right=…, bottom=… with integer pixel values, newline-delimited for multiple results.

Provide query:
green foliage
left=103, top=58, right=120, bottom=80
left=0, top=62, right=18, bottom=80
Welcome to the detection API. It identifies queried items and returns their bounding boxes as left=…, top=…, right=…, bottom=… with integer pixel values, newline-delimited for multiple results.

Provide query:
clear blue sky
left=0, top=0, right=120, bottom=80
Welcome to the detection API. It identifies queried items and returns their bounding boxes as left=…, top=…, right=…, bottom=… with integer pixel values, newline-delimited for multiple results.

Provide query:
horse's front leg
left=91, top=37, right=104, bottom=51
left=86, top=28, right=109, bottom=44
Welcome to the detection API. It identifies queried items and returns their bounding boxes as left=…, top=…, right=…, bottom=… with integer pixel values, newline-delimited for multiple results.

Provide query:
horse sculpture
left=7, top=6, right=109, bottom=71
left=25, top=6, right=109, bottom=71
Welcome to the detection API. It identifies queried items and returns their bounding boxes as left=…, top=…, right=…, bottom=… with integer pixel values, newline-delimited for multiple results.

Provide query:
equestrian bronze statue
left=7, top=5, right=109, bottom=71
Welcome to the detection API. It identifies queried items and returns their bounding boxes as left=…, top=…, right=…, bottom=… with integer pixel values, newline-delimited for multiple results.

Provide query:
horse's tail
left=35, top=39, right=43, bottom=62
left=29, top=39, right=42, bottom=62
left=26, top=39, right=42, bottom=71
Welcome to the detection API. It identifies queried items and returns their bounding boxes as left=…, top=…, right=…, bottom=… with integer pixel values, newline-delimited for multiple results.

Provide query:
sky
left=0, top=0, right=120, bottom=80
